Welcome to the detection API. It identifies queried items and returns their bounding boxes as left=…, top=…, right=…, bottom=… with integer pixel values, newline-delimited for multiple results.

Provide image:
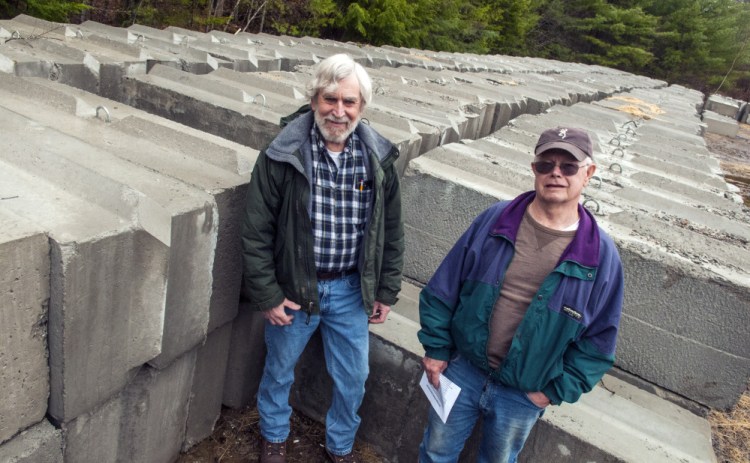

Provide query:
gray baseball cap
left=534, top=127, right=594, bottom=161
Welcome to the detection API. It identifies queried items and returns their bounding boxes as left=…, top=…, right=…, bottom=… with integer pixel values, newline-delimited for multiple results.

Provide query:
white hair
left=306, top=54, right=372, bottom=107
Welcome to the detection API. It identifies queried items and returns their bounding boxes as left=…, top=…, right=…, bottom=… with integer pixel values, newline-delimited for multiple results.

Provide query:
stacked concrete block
left=0, top=15, right=155, bottom=99
left=0, top=211, right=49, bottom=445
left=703, top=110, right=740, bottom=137
left=0, top=82, right=219, bottom=373
left=0, top=69, right=253, bottom=462
left=183, top=322, right=234, bottom=450
left=222, top=303, right=267, bottom=408
left=0, top=13, right=745, bottom=462
left=0, top=421, right=63, bottom=463
left=0, top=152, right=169, bottom=422
left=706, top=93, right=744, bottom=120
left=60, top=350, right=198, bottom=463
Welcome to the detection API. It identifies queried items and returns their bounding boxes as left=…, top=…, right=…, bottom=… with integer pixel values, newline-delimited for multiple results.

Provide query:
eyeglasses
left=532, top=160, right=590, bottom=176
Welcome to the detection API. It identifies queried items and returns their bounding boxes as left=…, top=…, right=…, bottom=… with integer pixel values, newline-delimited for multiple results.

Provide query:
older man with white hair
left=241, top=53, right=404, bottom=463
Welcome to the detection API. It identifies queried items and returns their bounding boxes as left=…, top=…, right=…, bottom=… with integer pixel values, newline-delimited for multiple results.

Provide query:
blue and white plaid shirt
left=310, top=127, right=372, bottom=273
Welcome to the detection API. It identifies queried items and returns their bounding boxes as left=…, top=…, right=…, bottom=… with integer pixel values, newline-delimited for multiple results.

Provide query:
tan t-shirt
left=486, top=210, right=576, bottom=370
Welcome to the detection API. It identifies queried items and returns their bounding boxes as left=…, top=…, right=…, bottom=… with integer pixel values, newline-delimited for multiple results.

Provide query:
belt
left=316, top=268, right=357, bottom=281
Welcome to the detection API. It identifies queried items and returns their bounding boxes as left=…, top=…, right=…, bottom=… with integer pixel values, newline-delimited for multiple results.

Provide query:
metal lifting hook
left=96, top=106, right=111, bottom=123
left=251, top=93, right=266, bottom=107
left=583, top=198, right=601, bottom=214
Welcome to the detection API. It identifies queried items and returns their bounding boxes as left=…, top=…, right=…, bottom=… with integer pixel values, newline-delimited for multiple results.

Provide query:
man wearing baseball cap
left=417, top=127, right=624, bottom=462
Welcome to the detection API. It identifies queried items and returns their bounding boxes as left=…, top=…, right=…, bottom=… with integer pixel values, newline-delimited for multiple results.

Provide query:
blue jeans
left=256, top=272, right=369, bottom=455
left=419, top=355, right=545, bottom=463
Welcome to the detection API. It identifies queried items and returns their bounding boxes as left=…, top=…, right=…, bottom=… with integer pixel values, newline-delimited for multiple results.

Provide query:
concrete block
left=0, top=101, right=218, bottom=371
left=48, top=231, right=167, bottom=420
left=357, top=332, right=426, bottom=462
left=703, top=110, right=740, bottom=137
left=520, top=375, right=716, bottom=463
left=63, top=352, right=196, bottom=463
left=62, top=397, right=122, bottom=463
left=628, top=171, right=740, bottom=212
left=401, top=155, right=518, bottom=283
left=627, top=151, right=726, bottom=190
left=1, top=38, right=101, bottom=93
left=222, top=303, right=267, bottom=408
left=121, top=68, right=285, bottom=150
left=118, top=350, right=197, bottom=463
left=8, top=77, right=252, bottom=336
left=706, top=94, right=742, bottom=119
left=0, top=211, right=49, bottom=445
left=612, top=188, right=750, bottom=242
left=0, top=160, right=168, bottom=423
left=183, top=322, right=233, bottom=451
left=0, top=420, right=63, bottom=463
left=617, top=246, right=750, bottom=409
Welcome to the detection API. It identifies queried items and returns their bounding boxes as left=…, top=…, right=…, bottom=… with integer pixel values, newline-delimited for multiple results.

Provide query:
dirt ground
left=178, top=124, right=750, bottom=463
left=176, top=406, right=384, bottom=463
left=705, top=123, right=750, bottom=205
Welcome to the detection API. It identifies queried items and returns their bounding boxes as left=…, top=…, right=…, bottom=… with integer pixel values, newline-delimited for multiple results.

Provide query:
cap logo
left=558, top=128, right=568, bottom=139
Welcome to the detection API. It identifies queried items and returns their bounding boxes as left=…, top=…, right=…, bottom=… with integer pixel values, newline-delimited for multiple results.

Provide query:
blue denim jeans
left=256, top=272, right=369, bottom=455
left=419, top=355, right=545, bottom=463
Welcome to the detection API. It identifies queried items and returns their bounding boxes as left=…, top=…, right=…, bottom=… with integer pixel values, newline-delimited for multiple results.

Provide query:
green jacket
left=241, top=106, right=404, bottom=315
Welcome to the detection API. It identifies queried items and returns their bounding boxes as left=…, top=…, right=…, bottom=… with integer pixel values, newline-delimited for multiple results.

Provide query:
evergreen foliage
left=0, top=0, right=748, bottom=99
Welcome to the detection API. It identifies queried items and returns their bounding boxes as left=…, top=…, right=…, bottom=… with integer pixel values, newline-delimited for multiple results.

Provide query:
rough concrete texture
left=221, top=303, right=267, bottom=409
left=118, top=351, right=197, bottom=463
left=0, top=420, right=63, bottom=463
left=0, top=157, right=169, bottom=422
left=183, top=322, right=233, bottom=451
left=703, top=110, right=741, bottom=137
left=706, top=93, right=743, bottom=119
left=61, top=395, right=123, bottom=463
left=0, top=211, right=49, bottom=445
left=0, top=13, right=743, bottom=463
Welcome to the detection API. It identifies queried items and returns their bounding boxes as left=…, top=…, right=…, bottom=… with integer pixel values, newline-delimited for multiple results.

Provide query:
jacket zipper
left=297, top=190, right=314, bottom=325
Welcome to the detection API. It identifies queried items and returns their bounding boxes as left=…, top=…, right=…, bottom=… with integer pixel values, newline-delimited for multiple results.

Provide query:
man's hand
left=368, top=301, right=391, bottom=324
left=422, top=356, right=448, bottom=389
left=263, top=298, right=301, bottom=326
left=526, top=391, right=550, bottom=408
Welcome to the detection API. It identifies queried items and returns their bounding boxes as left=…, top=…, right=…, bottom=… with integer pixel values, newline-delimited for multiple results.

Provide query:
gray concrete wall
left=0, top=13, right=741, bottom=463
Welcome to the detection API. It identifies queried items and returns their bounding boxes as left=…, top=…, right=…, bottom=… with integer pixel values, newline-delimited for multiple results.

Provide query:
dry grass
left=709, top=389, right=750, bottom=463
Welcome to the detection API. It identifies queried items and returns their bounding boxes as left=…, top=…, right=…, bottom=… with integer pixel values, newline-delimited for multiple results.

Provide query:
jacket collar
left=490, top=191, right=600, bottom=267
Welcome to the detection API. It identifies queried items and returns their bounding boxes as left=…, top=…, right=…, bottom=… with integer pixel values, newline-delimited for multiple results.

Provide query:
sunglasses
left=532, top=160, right=590, bottom=176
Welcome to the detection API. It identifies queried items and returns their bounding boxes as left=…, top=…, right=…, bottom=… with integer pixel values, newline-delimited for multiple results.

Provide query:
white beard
left=314, top=111, right=360, bottom=146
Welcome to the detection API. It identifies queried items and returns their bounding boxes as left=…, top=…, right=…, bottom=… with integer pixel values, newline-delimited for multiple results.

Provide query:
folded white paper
left=419, top=371, right=461, bottom=423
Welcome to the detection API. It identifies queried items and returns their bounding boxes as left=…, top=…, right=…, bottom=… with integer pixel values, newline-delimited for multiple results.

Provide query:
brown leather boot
left=325, top=448, right=356, bottom=463
left=259, top=438, right=286, bottom=463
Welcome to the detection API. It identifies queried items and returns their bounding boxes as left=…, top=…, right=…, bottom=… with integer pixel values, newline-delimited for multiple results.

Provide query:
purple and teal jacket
left=418, top=191, right=624, bottom=405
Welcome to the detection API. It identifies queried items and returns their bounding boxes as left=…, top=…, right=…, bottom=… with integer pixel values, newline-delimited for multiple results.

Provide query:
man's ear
left=585, top=163, right=597, bottom=182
